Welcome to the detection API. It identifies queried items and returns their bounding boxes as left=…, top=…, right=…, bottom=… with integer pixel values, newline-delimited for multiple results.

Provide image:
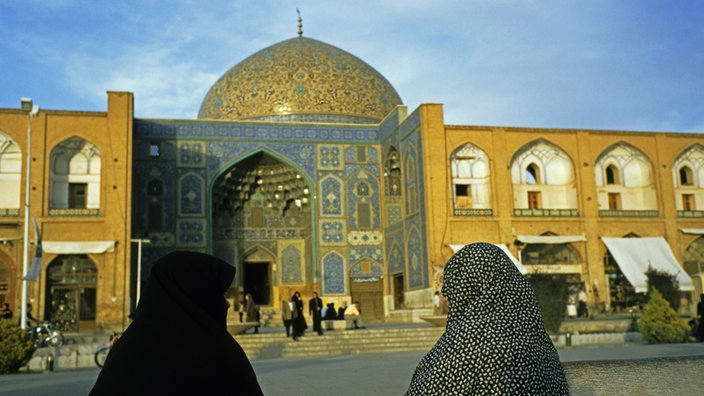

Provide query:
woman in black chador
left=244, top=293, right=260, bottom=334
left=90, top=251, right=262, bottom=395
left=291, top=291, right=307, bottom=340
left=406, top=242, right=569, bottom=395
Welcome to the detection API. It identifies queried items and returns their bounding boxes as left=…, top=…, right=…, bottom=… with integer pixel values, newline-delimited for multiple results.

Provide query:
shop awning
left=680, top=228, right=704, bottom=235
left=601, top=237, right=693, bottom=293
left=42, top=241, right=116, bottom=254
left=449, top=243, right=527, bottom=275
left=516, top=234, right=587, bottom=244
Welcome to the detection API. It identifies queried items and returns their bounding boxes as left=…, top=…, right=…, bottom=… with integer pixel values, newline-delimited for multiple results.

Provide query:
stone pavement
left=250, top=343, right=704, bottom=395
left=5, top=340, right=704, bottom=395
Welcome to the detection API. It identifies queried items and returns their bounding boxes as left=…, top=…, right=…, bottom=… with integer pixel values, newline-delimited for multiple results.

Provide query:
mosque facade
left=0, top=33, right=703, bottom=332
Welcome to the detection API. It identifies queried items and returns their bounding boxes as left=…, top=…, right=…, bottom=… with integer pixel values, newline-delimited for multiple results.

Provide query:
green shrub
left=0, top=320, right=36, bottom=374
left=645, top=266, right=680, bottom=311
left=637, top=289, right=689, bottom=344
left=526, top=274, right=569, bottom=334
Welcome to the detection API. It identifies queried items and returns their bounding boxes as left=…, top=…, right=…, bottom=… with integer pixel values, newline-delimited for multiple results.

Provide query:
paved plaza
left=1, top=342, right=703, bottom=395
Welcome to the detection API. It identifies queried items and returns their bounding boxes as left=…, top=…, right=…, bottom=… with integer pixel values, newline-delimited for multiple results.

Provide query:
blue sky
left=1, top=0, right=703, bottom=132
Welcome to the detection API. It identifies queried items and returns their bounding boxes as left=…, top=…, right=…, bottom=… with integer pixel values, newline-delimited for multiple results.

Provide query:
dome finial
left=296, top=8, right=303, bottom=37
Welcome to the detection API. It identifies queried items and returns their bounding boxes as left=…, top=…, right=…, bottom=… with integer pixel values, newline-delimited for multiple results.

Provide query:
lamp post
left=130, top=237, right=151, bottom=305
left=20, top=98, right=39, bottom=330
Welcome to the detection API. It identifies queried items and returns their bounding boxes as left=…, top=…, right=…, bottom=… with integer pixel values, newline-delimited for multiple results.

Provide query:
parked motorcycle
left=32, top=321, right=65, bottom=348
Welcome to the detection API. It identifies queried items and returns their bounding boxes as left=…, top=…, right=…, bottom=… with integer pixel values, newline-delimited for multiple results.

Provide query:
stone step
left=232, top=326, right=445, bottom=359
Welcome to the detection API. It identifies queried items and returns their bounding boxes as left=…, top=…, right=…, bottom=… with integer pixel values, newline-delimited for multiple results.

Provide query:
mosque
left=1, top=22, right=703, bottom=333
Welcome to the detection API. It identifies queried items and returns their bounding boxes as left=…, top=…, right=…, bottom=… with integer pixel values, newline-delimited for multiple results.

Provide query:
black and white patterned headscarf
left=406, top=242, right=569, bottom=395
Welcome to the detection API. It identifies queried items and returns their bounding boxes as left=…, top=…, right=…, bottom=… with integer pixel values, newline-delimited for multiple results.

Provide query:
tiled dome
left=198, top=37, right=402, bottom=124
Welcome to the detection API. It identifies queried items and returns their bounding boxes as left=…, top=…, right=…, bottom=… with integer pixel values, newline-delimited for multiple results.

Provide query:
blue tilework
left=318, top=145, right=343, bottom=169
left=208, top=142, right=315, bottom=183
left=387, top=243, right=404, bottom=274
left=177, top=219, right=206, bottom=247
left=349, top=247, right=384, bottom=265
left=320, top=175, right=343, bottom=216
left=281, top=244, right=303, bottom=284
left=322, top=252, right=345, bottom=294
left=321, top=220, right=346, bottom=245
left=346, top=166, right=381, bottom=229
left=179, top=172, right=204, bottom=216
left=350, top=261, right=383, bottom=277
left=134, top=119, right=380, bottom=143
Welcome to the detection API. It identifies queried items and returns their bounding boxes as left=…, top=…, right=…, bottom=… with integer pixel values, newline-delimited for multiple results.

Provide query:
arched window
left=384, top=147, right=401, bottom=197
left=673, top=145, right=704, bottom=213
left=526, top=163, right=540, bottom=184
left=49, top=136, right=101, bottom=215
left=606, top=164, right=620, bottom=185
left=511, top=139, right=577, bottom=214
left=0, top=133, right=21, bottom=213
left=595, top=142, right=656, bottom=213
left=450, top=142, right=492, bottom=215
left=679, top=166, right=694, bottom=186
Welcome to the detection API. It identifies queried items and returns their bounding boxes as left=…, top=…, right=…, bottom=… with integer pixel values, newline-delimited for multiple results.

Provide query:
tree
left=526, top=274, right=569, bottom=334
left=637, top=289, right=689, bottom=344
left=0, top=320, right=36, bottom=374
left=645, top=266, right=680, bottom=311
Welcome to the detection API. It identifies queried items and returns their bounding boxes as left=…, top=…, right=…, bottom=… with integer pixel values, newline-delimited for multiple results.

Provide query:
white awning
left=601, top=237, right=693, bottom=293
left=680, top=228, right=704, bottom=235
left=449, top=243, right=527, bottom=275
left=43, top=241, right=116, bottom=254
left=516, top=235, right=587, bottom=244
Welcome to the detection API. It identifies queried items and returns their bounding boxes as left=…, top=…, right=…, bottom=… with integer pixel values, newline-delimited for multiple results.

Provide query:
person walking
left=291, top=291, right=307, bottom=340
left=244, top=293, right=260, bottom=334
left=281, top=298, right=294, bottom=337
left=697, top=294, right=704, bottom=342
left=309, top=291, right=324, bottom=335
left=238, top=299, right=245, bottom=323
left=577, top=286, right=589, bottom=318
left=406, top=242, right=568, bottom=395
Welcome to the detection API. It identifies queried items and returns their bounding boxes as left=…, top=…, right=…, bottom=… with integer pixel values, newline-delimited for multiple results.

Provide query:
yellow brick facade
left=418, top=104, right=704, bottom=313
left=0, top=92, right=133, bottom=333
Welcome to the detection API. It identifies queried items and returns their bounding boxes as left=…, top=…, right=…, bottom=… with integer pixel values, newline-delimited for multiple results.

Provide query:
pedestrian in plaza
left=337, top=302, right=347, bottom=319
left=578, top=286, right=589, bottom=318
left=309, top=291, right=324, bottom=335
left=244, top=293, right=260, bottom=334
left=344, top=301, right=367, bottom=329
left=281, top=298, right=294, bottom=337
left=323, top=302, right=338, bottom=320
left=406, top=242, right=569, bottom=395
left=238, top=299, right=245, bottom=322
left=432, top=291, right=441, bottom=315
left=90, top=250, right=263, bottom=396
left=697, top=293, right=704, bottom=342
left=321, top=301, right=329, bottom=318
left=291, top=291, right=307, bottom=340
left=0, top=303, right=12, bottom=320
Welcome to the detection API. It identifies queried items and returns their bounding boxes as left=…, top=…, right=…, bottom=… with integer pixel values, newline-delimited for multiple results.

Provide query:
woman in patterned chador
left=406, top=242, right=568, bottom=395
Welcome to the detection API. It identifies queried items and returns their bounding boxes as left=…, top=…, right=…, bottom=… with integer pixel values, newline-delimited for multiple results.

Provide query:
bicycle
left=94, top=332, right=120, bottom=368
